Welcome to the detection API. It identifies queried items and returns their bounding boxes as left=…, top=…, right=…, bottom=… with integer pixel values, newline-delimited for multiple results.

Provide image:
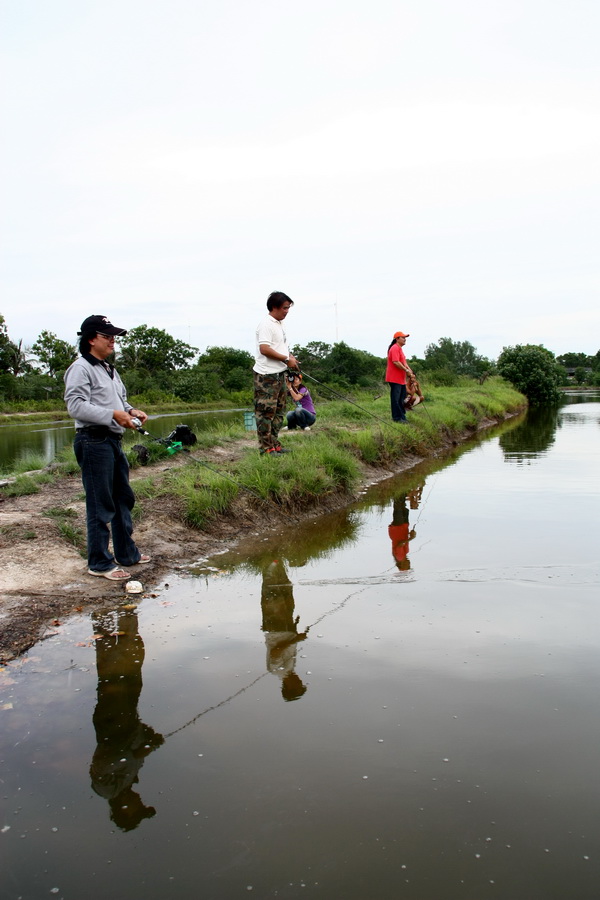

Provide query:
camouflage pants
left=254, top=371, right=287, bottom=451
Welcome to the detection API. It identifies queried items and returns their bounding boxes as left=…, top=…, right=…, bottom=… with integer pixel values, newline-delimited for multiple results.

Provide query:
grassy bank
left=0, top=378, right=525, bottom=525
left=133, top=377, right=525, bottom=529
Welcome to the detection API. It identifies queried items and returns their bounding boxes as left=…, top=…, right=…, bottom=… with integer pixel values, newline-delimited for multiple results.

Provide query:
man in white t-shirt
left=253, top=291, right=299, bottom=455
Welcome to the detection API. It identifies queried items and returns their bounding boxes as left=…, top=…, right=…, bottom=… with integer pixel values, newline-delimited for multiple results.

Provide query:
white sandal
left=88, top=567, right=131, bottom=581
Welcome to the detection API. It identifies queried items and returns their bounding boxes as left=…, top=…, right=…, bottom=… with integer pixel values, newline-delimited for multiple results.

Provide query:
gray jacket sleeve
left=64, top=358, right=131, bottom=430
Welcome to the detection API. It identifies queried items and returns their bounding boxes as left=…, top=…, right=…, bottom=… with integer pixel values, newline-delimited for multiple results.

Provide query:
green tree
left=497, top=344, right=562, bottom=405
left=291, top=341, right=333, bottom=382
left=118, top=325, right=198, bottom=373
left=331, top=342, right=385, bottom=385
left=31, top=330, right=77, bottom=378
left=556, top=352, right=590, bottom=369
left=195, top=346, right=254, bottom=392
left=291, top=340, right=384, bottom=387
left=171, top=368, right=221, bottom=402
left=423, top=337, right=492, bottom=377
left=0, top=315, right=11, bottom=372
left=0, top=315, right=24, bottom=375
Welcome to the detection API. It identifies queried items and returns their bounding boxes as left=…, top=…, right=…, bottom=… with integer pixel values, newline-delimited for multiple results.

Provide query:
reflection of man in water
left=90, top=609, right=163, bottom=831
left=261, top=559, right=308, bottom=701
left=388, top=495, right=417, bottom=571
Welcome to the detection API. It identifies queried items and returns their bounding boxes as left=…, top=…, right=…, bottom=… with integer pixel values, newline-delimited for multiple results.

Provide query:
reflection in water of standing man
left=261, top=558, right=308, bottom=701
left=89, top=609, right=163, bottom=831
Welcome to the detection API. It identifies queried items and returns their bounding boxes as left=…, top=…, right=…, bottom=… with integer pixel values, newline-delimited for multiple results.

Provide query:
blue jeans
left=74, top=431, right=141, bottom=572
left=388, top=382, right=407, bottom=421
left=286, top=408, right=316, bottom=430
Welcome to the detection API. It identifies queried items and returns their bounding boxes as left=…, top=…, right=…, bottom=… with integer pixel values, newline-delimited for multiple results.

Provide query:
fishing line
left=301, top=370, right=396, bottom=429
left=301, top=368, right=432, bottom=431
left=163, top=584, right=372, bottom=739
left=410, top=472, right=440, bottom=531
left=164, top=670, right=269, bottom=738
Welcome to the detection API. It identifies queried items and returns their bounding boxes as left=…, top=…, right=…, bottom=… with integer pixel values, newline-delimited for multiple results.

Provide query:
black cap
left=77, top=315, right=128, bottom=337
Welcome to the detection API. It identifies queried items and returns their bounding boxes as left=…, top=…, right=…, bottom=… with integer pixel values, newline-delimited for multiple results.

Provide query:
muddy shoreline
left=0, top=415, right=517, bottom=663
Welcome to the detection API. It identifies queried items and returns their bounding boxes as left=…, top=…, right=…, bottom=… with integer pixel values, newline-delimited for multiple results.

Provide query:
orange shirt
left=388, top=523, right=409, bottom=563
left=385, top=344, right=406, bottom=384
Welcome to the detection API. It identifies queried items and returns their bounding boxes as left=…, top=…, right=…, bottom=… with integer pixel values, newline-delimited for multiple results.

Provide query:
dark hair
left=79, top=332, right=95, bottom=355
left=388, top=337, right=398, bottom=352
left=267, top=291, right=293, bottom=312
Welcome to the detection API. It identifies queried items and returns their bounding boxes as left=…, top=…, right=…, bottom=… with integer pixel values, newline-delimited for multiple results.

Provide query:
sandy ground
left=0, top=438, right=403, bottom=663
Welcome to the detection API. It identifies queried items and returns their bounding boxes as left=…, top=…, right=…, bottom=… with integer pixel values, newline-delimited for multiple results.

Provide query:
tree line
left=1, top=313, right=598, bottom=410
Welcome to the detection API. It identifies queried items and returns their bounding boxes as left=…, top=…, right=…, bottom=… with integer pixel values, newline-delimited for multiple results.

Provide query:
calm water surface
left=1, top=396, right=599, bottom=899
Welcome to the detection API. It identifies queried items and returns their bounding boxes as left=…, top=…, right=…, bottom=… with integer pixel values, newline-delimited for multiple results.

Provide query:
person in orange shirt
left=385, top=331, right=413, bottom=423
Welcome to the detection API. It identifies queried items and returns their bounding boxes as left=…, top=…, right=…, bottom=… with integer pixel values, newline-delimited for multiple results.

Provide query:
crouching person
left=64, top=315, right=152, bottom=580
left=283, top=373, right=316, bottom=431
left=405, top=372, right=425, bottom=410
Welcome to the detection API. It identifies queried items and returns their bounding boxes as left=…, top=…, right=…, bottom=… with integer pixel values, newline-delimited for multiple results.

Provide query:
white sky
left=2, top=0, right=599, bottom=362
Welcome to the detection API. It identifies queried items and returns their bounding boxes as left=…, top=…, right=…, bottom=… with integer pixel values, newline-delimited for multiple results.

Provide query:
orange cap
left=393, top=331, right=410, bottom=338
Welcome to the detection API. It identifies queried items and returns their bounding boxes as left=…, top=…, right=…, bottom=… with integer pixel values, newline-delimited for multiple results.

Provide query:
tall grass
left=53, top=445, right=80, bottom=476
left=0, top=469, right=54, bottom=496
left=129, top=476, right=160, bottom=499
left=43, top=506, right=78, bottom=519
left=7, top=451, right=48, bottom=475
left=163, top=464, right=240, bottom=529
left=238, top=439, right=360, bottom=506
left=57, top=521, right=86, bottom=554
left=1, top=475, right=42, bottom=497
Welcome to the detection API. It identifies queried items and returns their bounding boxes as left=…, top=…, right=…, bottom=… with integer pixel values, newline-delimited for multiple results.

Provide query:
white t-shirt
left=253, top=314, right=289, bottom=375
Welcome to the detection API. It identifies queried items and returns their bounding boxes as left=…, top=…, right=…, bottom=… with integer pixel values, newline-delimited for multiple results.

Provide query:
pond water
left=1, top=395, right=599, bottom=900
left=0, top=410, right=245, bottom=472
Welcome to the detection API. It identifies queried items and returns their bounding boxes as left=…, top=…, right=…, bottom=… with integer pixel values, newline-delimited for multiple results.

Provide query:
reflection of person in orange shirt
left=388, top=496, right=417, bottom=571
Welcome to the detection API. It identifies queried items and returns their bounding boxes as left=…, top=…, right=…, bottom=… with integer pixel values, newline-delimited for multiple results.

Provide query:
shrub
left=497, top=344, right=561, bottom=405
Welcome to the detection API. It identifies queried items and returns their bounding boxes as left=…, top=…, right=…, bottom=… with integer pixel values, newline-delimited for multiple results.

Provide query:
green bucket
left=243, top=410, right=256, bottom=431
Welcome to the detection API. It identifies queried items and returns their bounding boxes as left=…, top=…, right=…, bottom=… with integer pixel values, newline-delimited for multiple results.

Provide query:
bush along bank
left=138, top=377, right=525, bottom=530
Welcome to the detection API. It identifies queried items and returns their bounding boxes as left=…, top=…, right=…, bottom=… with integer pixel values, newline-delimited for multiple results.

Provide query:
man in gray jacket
left=64, top=315, right=151, bottom=580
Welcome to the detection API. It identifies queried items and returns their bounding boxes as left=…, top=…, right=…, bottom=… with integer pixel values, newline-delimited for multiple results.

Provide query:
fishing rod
left=301, top=368, right=431, bottom=430
left=300, top=370, right=397, bottom=429
left=130, top=419, right=300, bottom=523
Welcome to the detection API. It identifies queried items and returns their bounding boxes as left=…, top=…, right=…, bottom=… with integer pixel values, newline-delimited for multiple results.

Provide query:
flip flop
left=116, top=554, right=152, bottom=565
left=88, top=567, right=131, bottom=581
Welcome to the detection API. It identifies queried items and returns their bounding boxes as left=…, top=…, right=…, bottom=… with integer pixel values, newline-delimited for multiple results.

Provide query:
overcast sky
left=2, top=0, right=599, bottom=363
